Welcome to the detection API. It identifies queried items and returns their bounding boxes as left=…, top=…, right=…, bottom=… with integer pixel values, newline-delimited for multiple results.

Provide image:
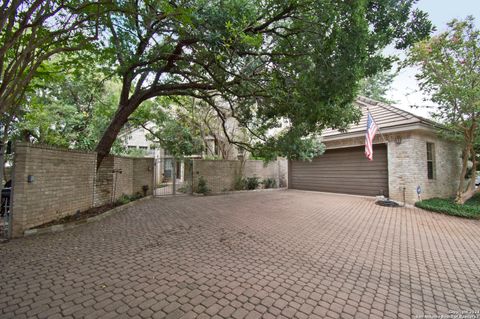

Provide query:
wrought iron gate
left=1, top=183, right=12, bottom=240
left=153, top=155, right=193, bottom=196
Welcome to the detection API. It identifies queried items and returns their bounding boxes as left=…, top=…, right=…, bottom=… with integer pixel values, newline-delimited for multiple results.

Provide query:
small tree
left=409, top=17, right=480, bottom=204
left=130, top=102, right=204, bottom=160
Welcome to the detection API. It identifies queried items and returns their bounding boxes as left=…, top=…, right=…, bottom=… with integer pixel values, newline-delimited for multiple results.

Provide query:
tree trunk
left=456, top=144, right=479, bottom=204
left=455, top=123, right=477, bottom=204
left=455, top=145, right=470, bottom=203
left=95, top=101, right=139, bottom=168
left=0, top=146, right=4, bottom=186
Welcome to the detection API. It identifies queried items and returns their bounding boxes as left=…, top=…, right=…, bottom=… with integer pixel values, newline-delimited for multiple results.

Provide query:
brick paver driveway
left=1, top=190, right=480, bottom=319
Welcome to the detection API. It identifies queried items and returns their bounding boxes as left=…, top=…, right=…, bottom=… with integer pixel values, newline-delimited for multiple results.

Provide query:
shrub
left=234, top=176, right=246, bottom=190
left=116, top=194, right=131, bottom=206
left=115, top=193, right=143, bottom=206
left=178, top=182, right=191, bottom=194
left=415, top=195, right=480, bottom=219
left=197, top=176, right=210, bottom=195
left=245, top=177, right=260, bottom=190
left=262, top=178, right=277, bottom=189
left=142, top=185, right=149, bottom=196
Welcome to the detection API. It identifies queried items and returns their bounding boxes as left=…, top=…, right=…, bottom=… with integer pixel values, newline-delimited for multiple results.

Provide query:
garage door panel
left=291, top=185, right=387, bottom=195
left=291, top=184, right=388, bottom=192
left=291, top=168, right=388, bottom=174
left=292, top=165, right=387, bottom=171
left=291, top=177, right=388, bottom=184
left=290, top=144, right=388, bottom=196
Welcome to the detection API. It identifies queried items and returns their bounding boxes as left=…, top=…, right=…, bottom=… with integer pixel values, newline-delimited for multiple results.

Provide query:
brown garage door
left=290, top=144, right=388, bottom=196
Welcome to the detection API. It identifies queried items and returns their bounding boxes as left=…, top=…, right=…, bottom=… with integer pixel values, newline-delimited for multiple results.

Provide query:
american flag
left=365, top=112, right=378, bottom=161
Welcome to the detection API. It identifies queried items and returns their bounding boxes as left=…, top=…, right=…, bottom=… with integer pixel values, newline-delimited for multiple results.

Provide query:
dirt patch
left=32, top=204, right=117, bottom=229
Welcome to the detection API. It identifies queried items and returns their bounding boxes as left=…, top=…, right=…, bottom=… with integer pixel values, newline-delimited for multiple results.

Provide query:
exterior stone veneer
left=324, top=129, right=462, bottom=205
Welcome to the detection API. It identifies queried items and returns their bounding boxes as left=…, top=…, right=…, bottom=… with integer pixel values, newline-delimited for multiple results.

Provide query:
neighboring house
left=122, top=122, right=159, bottom=157
left=289, top=96, right=462, bottom=205
left=121, top=124, right=184, bottom=184
left=122, top=117, right=245, bottom=161
left=120, top=119, right=244, bottom=186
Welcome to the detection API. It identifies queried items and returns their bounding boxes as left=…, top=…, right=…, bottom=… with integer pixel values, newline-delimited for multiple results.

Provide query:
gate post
left=172, top=159, right=176, bottom=195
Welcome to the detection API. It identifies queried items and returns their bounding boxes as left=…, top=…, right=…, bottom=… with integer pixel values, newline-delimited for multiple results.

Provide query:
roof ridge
left=356, top=95, right=434, bottom=125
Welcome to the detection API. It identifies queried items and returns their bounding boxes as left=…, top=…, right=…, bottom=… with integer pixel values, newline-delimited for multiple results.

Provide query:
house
left=288, top=96, right=462, bottom=205
left=121, top=117, right=245, bottom=192
left=122, top=122, right=159, bottom=157
left=121, top=124, right=185, bottom=186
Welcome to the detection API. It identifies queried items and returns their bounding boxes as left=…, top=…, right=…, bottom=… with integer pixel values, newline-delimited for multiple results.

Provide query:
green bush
left=115, top=192, right=143, bottom=206
left=415, top=195, right=480, bottom=219
left=116, top=194, right=131, bottom=206
left=234, top=176, right=246, bottom=190
left=197, top=176, right=210, bottom=195
left=262, top=178, right=277, bottom=189
left=245, top=177, right=260, bottom=190
left=178, top=182, right=191, bottom=194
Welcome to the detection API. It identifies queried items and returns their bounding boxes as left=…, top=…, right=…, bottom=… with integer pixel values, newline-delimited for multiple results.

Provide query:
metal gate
left=153, top=156, right=193, bottom=196
left=0, top=186, right=12, bottom=240
left=1, top=141, right=13, bottom=240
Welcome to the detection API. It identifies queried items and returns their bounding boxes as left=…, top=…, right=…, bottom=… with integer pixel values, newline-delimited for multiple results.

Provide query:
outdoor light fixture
left=27, top=175, right=34, bottom=183
left=395, top=136, right=402, bottom=145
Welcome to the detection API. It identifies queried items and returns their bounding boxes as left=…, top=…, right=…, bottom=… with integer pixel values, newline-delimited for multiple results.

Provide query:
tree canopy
left=129, top=101, right=204, bottom=159
left=94, top=0, right=433, bottom=165
left=408, top=16, right=480, bottom=204
left=0, top=0, right=103, bottom=119
left=359, top=70, right=397, bottom=104
left=0, top=0, right=433, bottom=169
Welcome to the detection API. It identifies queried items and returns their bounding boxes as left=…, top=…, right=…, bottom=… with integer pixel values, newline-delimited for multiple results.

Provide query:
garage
left=289, top=144, right=389, bottom=197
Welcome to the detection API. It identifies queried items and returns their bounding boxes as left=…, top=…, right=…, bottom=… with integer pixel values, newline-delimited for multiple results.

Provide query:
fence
left=190, top=159, right=288, bottom=194
left=9, top=143, right=154, bottom=237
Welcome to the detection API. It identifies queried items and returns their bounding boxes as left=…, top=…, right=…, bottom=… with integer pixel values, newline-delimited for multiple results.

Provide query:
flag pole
left=366, top=108, right=391, bottom=201
left=366, top=108, right=388, bottom=144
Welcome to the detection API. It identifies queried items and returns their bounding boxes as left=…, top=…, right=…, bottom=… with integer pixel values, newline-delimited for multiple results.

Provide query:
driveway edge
left=23, top=195, right=153, bottom=237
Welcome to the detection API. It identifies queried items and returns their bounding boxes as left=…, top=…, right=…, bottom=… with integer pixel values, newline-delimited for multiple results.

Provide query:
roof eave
left=322, top=123, right=437, bottom=142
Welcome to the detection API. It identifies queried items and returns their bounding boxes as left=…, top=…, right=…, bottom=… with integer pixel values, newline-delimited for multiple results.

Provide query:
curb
left=23, top=196, right=153, bottom=237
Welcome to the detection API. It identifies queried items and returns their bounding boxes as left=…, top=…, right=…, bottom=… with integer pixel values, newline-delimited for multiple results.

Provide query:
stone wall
left=386, top=131, right=462, bottom=204
left=324, top=130, right=462, bottom=205
left=192, top=158, right=288, bottom=193
left=11, top=143, right=154, bottom=237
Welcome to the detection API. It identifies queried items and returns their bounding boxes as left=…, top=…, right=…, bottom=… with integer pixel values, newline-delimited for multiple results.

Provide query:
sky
left=387, top=0, right=479, bottom=118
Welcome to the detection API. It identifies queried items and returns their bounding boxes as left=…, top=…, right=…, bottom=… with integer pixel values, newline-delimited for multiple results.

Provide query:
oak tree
left=95, top=0, right=432, bottom=166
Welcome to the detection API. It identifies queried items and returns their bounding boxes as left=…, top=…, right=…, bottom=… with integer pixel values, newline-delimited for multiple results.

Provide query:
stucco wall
left=324, top=130, right=462, bottom=205
left=11, top=143, right=154, bottom=237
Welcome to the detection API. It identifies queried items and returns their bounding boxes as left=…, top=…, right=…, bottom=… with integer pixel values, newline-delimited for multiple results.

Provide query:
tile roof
left=322, top=96, right=435, bottom=138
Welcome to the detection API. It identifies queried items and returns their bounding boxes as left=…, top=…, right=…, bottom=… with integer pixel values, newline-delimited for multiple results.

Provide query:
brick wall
left=12, top=143, right=97, bottom=237
left=113, top=157, right=133, bottom=201
left=132, top=157, right=154, bottom=196
left=324, top=130, right=462, bottom=205
left=93, top=156, right=114, bottom=206
left=10, top=143, right=154, bottom=237
left=193, top=160, right=242, bottom=193
left=192, top=159, right=288, bottom=193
